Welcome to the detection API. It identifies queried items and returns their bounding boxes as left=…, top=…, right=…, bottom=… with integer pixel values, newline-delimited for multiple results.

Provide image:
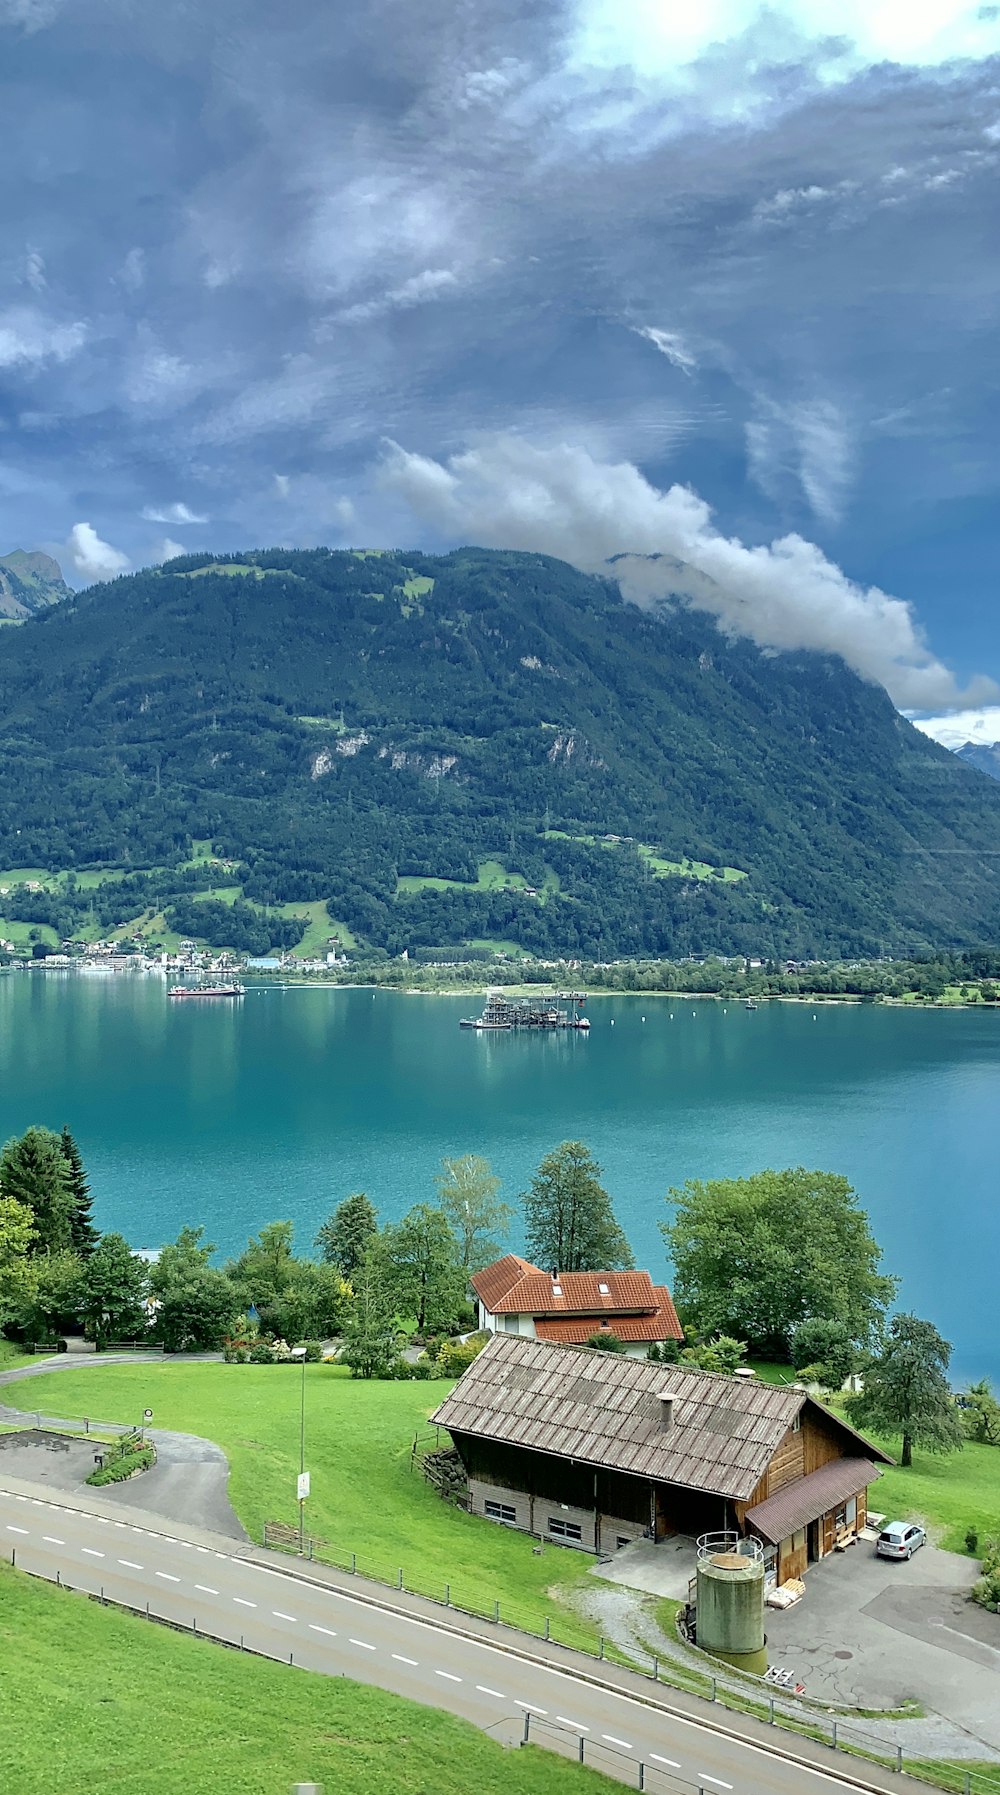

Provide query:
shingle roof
left=471, top=1257, right=679, bottom=1326
left=745, top=1457, right=882, bottom=1544
left=431, top=1334, right=889, bottom=1502
left=535, top=1288, right=682, bottom=1345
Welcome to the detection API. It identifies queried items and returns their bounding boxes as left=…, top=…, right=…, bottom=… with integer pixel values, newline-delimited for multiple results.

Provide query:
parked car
left=876, top=1521, right=926, bottom=1560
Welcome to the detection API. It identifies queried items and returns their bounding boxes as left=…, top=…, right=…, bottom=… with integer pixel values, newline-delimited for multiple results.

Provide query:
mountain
left=0, top=550, right=70, bottom=621
left=1, top=545, right=999, bottom=960
left=957, top=741, right=1000, bottom=782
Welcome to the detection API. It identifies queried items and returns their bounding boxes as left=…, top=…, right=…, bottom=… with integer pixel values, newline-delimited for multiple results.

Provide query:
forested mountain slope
left=0, top=551, right=69, bottom=621
left=958, top=741, right=1000, bottom=782
left=1, top=545, right=998, bottom=958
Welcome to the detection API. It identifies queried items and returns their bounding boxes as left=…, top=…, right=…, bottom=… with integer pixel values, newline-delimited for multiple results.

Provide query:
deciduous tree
left=962, top=1379, right=1000, bottom=1447
left=382, top=1204, right=466, bottom=1334
left=522, top=1141, right=633, bottom=1272
left=150, top=1226, right=240, bottom=1352
left=663, top=1169, right=895, bottom=1356
left=847, top=1314, right=964, bottom=1466
left=340, top=1248, right=401, bottom=1378
left=0, top=1195, right=36, bottom=1332
left=79, top=1232, right=149, bottom=1348
left=435, top=1155, right=513, bottom=1270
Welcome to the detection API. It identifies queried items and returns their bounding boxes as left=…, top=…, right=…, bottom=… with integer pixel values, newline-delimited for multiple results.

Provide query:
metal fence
left=259, top=1522, right=1000, bottom=1795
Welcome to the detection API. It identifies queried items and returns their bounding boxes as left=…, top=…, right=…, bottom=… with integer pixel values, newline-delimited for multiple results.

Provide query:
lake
left=1, top=971, right=997, bottom=1385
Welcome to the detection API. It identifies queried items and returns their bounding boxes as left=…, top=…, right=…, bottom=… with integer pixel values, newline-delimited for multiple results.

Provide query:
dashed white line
left=350, top=1637, right=376, bottom=1651
left=309, top=1623, right=336, bottom=1637
left=6, top=1525, right=29, bottom=1535
left=118, top=1560, right=143, bottom=1570
left=699, top=1778, right=733, bottom=1790
left=43, top=1536, right=65, bottom=1546
left=557, top=1718, right=589, bottom=1731
left=272, top=1611, right=298, bottom=1623
left=476, top=1686, right=506, bottom=1699
left=650, top=1755, right=681, bottom=1769
left=602, top=1734, right=632, bottom=1750
left=233, top=1598, right=256, bottom=1609
left=195, top=1585, right=219, bottom=1596
left=155, top=1571, right=180, bottom=1582
left=82, top=1547, right=104, bottom=1558
left=436, top=1671, right=462, bottom=1683
left=392, top=1654, right=418, bottom=1666
left=516, top=1701, right=547, bottom=1715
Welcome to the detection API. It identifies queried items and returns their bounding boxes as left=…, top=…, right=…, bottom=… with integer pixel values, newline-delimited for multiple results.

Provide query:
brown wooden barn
left=432, top=1334, right=892, bottom=1587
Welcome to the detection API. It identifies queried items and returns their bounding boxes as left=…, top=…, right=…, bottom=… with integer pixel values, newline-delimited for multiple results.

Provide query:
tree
left=0, top=1126, right=76, bottom=1255
left=268, top=1260, right=353, bottom=1343
left=13, top=1249, right=85, bottom=1340
left=150, top=1226, right=240, bottom=1353
left=681, top=1334, right=747, bottom=1376
left=314, top=1192, right=377, bottom=1279
left=79, top=1233, right=149, bottom=1348
left=522, top=1142, right=633, bottom=1273
left=435, top=1155, right=513, bottom=1270
left=59, top=1125, right=98, bottom=1256
left=791, top=1319, right=859, bottom=1390
left=961, top=1380, right=1000, bottom=1447
left=382, top=1204, right=466, bottom=1333
left=587, top=1330, right=626, bottom=1352
left=663, top=1169, right=896, bottom=1356
left=847, top=1314, right=964, bottom=1466
left=340, top=1248, right=401, bottom=1378
left=0, top=1195, right=36, bottom=1333
left=226, top=1221, right=295, bottom=1323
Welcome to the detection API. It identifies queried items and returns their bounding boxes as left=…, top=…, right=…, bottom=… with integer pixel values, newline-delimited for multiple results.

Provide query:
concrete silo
left=694, top=1532, right=767, bottom=1674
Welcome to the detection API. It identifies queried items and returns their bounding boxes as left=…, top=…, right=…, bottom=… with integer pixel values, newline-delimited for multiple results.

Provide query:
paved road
left=0, top=1478, right=928, bottom=1795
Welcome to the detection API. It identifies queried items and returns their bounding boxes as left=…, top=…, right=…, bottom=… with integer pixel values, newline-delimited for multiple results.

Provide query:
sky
left=1, top=0, right=998, bottom=735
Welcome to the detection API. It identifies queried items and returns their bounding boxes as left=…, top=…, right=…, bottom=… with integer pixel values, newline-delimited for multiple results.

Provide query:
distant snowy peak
left=957, top=740, right=1000, bottom=781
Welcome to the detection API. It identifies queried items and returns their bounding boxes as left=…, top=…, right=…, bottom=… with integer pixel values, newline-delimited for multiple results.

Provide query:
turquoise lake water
left=1, top=972, right=997, bottom=1385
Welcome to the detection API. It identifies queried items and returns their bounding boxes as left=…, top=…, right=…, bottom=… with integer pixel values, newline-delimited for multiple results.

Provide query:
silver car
left=876, top=1520, right=926, bottom=1560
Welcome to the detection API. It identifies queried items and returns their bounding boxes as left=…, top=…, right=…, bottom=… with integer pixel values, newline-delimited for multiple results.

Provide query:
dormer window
left=598, top=1282, right=610, bottom=1294
left=552, top=1283, right=562, bottom=1297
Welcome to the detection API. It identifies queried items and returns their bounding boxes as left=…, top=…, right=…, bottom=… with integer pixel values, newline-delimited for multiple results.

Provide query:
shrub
left=434, top=1333, right=489, bottom=1378
left=966, top=1526, right=979, bottom=1554
left=587, top=1331, right=625, bottom=1352
left=87, top=1446, right=155, bottom=1487
left=249, top=1340, right=275, bottom=1364
left=300, top=1339, right=324, bottom=1362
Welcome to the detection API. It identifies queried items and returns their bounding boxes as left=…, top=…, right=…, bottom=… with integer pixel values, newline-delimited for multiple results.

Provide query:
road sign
left=297, top=1471, right=310, bottom=1502
left=143, top=1408, right=153, bottom=1422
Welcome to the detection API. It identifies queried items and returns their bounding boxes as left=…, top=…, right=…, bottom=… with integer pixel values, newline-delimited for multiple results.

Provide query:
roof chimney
left=659, top=1392, right=678, bottom=1434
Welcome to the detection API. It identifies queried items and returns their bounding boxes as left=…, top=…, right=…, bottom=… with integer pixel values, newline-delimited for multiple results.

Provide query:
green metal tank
left=694, top=1532, right=767, bottom=1674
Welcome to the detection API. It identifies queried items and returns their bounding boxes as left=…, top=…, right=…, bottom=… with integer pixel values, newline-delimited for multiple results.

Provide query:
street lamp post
left=290, top=1346, right=308, bottom=1554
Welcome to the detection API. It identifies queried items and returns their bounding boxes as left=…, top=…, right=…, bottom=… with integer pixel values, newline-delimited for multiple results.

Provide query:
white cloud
left=337, top=267, right=460, bottom=325
left=151, top=538, right=187, bottom=564
left=0, top=0, right=64, bottom=31
left=0, top=308, right=85, bottom=369
left=912, top=707, right=1000, bottom=749
left=332, top=496, right=356, bottom=529
left=274, top=473, right=291, bottom=499
left=633, top=326, right=697, bottom=373
left=119, top=248, right=146, bottom=292
left=141, top=502, right=208, bottom=525
left=382, top=433, right=997, bottom=711
left=747, top=397, right=854, bottom=524
left=23, top=249, right=46, bottom=293
left=67, top=523, right=130, bottom=583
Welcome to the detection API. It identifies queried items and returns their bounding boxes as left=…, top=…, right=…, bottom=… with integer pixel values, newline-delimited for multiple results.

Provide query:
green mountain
left=1, top=545, right=999, bottom=959
left=0, top=550, right=70, bottom=622
left=958, top=741, right=1000, bottom=782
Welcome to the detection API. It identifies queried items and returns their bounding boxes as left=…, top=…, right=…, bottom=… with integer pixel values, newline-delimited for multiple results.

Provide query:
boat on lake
left=460, top=990, right=590, bottom=1031
left=168, top=983, right=244, bottom=999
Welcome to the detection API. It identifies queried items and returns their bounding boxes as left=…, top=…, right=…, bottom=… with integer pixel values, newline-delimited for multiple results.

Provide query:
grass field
left=397, top=858, right=529, bottom=897
left=541, top=832, right=746, bottom=883
left=0, top=1563, right=612, bottom=1795
left=15, top=1361, right=600, bottom=1647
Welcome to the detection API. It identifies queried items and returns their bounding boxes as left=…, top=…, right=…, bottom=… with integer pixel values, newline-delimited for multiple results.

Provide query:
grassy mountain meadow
left=1, top=544, right=999, bottom=960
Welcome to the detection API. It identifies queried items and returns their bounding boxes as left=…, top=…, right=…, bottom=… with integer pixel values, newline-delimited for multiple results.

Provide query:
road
left=0, top=1477, right=926, bottom=1795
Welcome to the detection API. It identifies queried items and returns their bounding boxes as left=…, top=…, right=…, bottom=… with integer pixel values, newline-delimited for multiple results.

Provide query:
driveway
left=765, top=1537, right=1000, bottom=1751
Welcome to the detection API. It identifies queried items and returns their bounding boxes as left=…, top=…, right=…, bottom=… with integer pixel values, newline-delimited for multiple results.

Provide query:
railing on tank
left=697, top=1531, right=764, bottom=1564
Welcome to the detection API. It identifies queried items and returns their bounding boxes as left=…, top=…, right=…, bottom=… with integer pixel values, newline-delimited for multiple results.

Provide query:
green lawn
left=0, top=1340, right=37, bottom=1372
left=873, top=1440, right=1000, bottom=1552
left=16, top=1362, right=599, bottom=1648
left=0, top=1563, right=611, bottom=1795
left=540, top=832, right=746, bottom=883
left=397, top=859, right=528, bottom=897
left=275, top=899, right=356, bottom=955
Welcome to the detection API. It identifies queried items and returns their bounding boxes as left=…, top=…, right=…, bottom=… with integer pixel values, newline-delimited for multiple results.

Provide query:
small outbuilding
left=432, top=1334, right=892, bottom=1586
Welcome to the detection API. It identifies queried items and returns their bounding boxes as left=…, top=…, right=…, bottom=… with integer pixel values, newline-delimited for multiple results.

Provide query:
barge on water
left=460, top=990, right=590, bottom=1031
left=168, top=983, right=244, bottom=999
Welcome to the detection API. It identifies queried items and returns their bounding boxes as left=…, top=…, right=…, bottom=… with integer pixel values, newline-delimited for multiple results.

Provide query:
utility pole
left=291, top=1346, right=308, bottom=1553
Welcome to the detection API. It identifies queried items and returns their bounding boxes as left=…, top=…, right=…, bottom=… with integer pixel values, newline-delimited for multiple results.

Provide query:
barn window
left=792, top=1414, right=801, bottom=1433
left=484, top=1501, right=517, bottom=1524
left=548, top=1517, right=583, bottom=1541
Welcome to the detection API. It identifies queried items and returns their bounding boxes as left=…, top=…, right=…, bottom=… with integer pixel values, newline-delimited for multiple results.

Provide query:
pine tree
left=59, top=1125, right=99, bottom=1256
left=0, top=1127, right=76, bottom=1255
left=315, top=1192, right=377, bottom=1279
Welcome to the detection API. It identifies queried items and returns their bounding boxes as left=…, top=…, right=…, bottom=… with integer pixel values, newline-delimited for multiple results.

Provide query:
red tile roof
left=471, top=1259, right=682, bottom=1338
left=535, top=1288, right=682, bottom=1345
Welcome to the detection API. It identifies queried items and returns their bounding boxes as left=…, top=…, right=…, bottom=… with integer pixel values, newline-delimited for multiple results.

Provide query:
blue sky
left=1, top=0, right=998, bottom=734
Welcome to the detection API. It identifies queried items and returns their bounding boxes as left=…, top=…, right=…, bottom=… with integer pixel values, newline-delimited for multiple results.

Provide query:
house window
left=548, top=1517, right=584, bottom=1542
left=598, top=1282, right=610, bottom=1294
left=484, top=1500, right=517, bottom=1524
left=504, top=1314, right=520, bottom=1332
left=845, top=1497, right=857, bottom=1527
left=552, top=1284, right=562, bottom=1297
left=835, top=1504, right=848, bottom=1530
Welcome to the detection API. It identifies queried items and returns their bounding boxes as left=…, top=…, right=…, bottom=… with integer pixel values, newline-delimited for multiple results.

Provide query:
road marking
left=155, top=1571, right=180, bottom=1582
left=196, top=1546, right=209, bottom=1553
left=350, top=1637, right=376, bottom=1651
left=82, top=1547, right=104, bottom=1557
left=436, top=1671, right=462, bottom=1682
left=272, top=1611, right=298, bottom=1623
left=309, top=1624, right=336, bottom=1637
left=517, top=1701, right=547, bottom=1714
left=179, top=1542, right=192, bottom=1549
left=6, top=1525, right=29, bottom=1535
left=196, top=1585, right=219, bottom=1595
left=699, top=1779, right=733, bottom=1790
left=602, top=1734, right=632, bottom=1750
left=476, top=1686, right=506, bottom=1699
left=118, top=1560, right=143, bottom=1570
left=233, top=1598, right=256, bottom=1609
left=392, top=1654, right=418, bottom=1666
left=557, top=1718, right=589, bottom=1731
left=650, top=1756, right=680, bottom=1768
left=43, top=1536, right=65, bottom=1546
